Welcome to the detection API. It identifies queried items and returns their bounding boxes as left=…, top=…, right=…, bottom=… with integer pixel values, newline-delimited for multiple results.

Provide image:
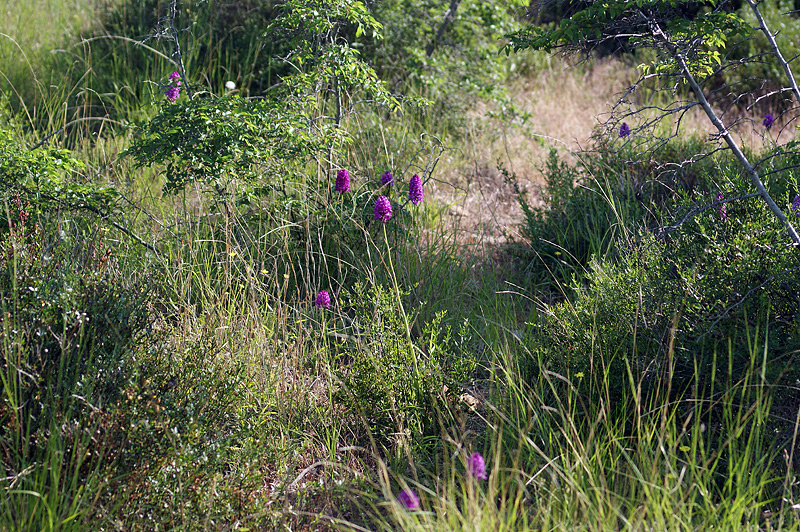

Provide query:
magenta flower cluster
left=381, top=171, right=394, bottom=186
left=792, top=194, right=800, bottom=216
left=619, top=122, right=631, bottom=138
left=374, top=195, right=393, bottom=223
left=395, top=452, right=487, bottom=512
left=468, top=452, right=487, bottom=480
left=165, top=71, right=182, bottom=103
left=763, top=114, right=774, bottom=130
left=315, top=290, right=331, bottom=309
left=409, top=174, right=423, bottom=205
left=397, top=489, right=419, bottom=510
left=335, top=169, right=351, bottom=193
left=716, top=193, right=727, bottom=220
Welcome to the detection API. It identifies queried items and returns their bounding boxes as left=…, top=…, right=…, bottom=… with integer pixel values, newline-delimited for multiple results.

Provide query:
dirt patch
left=430, top=58, right=637, bottom=253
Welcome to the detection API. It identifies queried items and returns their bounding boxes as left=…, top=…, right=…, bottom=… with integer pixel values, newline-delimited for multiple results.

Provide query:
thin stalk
left=382, top=222, right=412, bottom=344
left=169, top=0, right=193, bottom=101
left=327, top=73, right=342, bottom=199
left=746, top=0, right=800, bottom=107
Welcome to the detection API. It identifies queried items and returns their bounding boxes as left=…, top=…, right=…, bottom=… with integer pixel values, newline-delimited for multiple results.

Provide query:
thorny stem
left=648, top=18, right=800, bottom=247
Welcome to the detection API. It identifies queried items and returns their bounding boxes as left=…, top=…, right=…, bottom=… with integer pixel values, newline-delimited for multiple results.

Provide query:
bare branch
left=746, top=0, right=800, bottom=107
left=648, top=16, right=800, bottom=247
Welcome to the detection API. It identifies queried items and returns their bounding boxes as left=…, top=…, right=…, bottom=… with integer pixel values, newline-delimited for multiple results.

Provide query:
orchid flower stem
left=383, top=222, right=412, bottom=343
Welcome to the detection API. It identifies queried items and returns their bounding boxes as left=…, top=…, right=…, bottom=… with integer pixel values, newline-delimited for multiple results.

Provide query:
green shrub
left=510, top=147, right=648, bottom=293
left=512, top=136, right=750, bottom=293
left=524, top=149, right=800, bottom=405
left=332, top=283, right=474, bottom=449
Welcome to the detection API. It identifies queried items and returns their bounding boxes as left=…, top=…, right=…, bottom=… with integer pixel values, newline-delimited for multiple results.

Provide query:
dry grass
left=428, top=55, right=797, bottom=253
left=428, top=57, right=639, bottom=252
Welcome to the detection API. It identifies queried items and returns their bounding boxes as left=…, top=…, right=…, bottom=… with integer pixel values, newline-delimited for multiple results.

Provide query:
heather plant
left=503, top=0, right=800, bottom=415
left=509, top=146, right=651, bottom=293
left=515, top=139, right=800, bottom=403
left=0, top=195, right=151, bottom=530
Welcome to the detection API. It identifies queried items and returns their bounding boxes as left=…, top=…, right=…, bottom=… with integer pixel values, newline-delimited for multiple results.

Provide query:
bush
left=523, top=145, right=800, bottom=405
left=331, top=283, right=474, bottom=449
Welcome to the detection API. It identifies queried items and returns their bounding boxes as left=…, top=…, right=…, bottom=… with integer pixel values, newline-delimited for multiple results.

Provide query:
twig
left=648, top=16, right=800, bottom=247
left=1, top=178, right=160, bottom=256
left=427, top=0, right=462, bottom=57
left=655, top=193, right=761, bottom=236
left=746, top=0, right=800, bottom=107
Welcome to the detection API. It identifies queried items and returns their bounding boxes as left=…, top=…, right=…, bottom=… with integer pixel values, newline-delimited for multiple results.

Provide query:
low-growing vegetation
left=2, top=0, right=800, bottom=530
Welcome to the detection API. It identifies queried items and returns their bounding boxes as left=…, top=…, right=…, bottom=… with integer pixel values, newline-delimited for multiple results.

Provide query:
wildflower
left=716, top=193, right=727, bottom=220
left=792, top=194, right=800, bottom=216
left=619, top=122, right=631, bottom=138
left=374, top=196, right=393, bottom=223
left=397, top=489, right=419, bottom=510
left=225, top=80, right=236, bottom=90
left=381, top=170, right=394, bottom=187
left=335, top=169, right=351, bottom=193
left=165, top=80, right=181, bottom=103
left=763, top=114, right=775, bottom=130
left=408, top=174, right=423, bottom=205
left=315, top=290, right=331, bottom=309
left=169, top=71, right=181, bottom=81
left=468, top=452, right=487, bottom=480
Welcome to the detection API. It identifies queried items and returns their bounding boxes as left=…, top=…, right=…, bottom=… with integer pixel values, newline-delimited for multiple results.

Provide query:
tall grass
left=367, top=324, right=797, bottom=532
